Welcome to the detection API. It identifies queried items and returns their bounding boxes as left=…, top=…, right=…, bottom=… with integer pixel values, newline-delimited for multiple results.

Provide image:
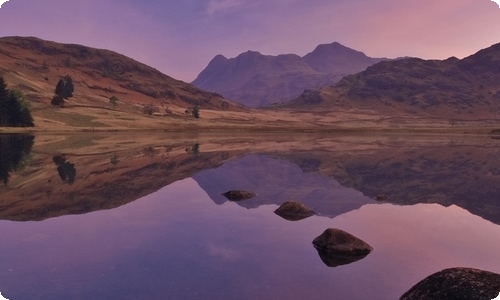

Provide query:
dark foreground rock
left=221, top=190, right=256, bottom=201
left=274, top=201, right=316, bottom=221
left=400, top=267, right=500, bottom=300
left=313, top=228, right=373, bottom=255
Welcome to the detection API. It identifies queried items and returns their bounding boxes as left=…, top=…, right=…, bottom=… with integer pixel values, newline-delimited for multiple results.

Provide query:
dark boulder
left=312, top=228, right=373, bottom=268
left=312, top=228, right=373, bottom=255
left=400, top=267, right=500, bottom=300
left=221, top=190, right=256, bottom=201
left=274, top=201, right=316, bottom=221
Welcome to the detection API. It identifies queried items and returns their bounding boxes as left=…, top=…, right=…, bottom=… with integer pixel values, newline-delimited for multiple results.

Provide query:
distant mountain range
left=192, top=42, right=385, bottom=107
left=290, top=42, right=500, bottom=120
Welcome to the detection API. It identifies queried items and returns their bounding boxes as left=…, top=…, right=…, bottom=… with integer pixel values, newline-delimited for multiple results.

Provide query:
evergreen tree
left=64, top=75, right=74, bottom=98
left=55, top=79, right=66, bottom=98
left=0, top=77, right=34, bottom=127
left=0, top=77, right=8, bottom=126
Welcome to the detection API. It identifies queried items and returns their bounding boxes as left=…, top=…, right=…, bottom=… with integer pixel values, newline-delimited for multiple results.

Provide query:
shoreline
left=1, top=124, right=499, bottom=137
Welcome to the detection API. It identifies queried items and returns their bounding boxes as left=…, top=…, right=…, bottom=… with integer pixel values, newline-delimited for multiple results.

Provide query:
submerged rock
left=274, top=201, right=316, bottom=221
left=400, top=267, right=500, bottom=300
left=312, top=228, right=373, bottom=255
left=221, top=190, right=256, bottom=201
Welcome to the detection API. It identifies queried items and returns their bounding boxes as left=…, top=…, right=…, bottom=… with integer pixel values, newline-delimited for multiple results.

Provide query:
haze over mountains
left=192, top=42, right=385, bottom=107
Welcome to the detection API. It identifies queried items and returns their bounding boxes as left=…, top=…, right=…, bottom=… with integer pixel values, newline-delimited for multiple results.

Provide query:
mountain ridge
left=289, top=41, right=500, bottom=120
left=192, top=42, right=386, bottom=107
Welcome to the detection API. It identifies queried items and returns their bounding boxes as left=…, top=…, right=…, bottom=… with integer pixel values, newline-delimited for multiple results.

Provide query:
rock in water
left=312, top=228, right=373, bottom=255
left=274, top=201, right=316, bottom=221
left=221, top=190, right=256, bottom=201
left=312, top=228, right=373, bottom=267
left=400, top=267, right=500, bottom=300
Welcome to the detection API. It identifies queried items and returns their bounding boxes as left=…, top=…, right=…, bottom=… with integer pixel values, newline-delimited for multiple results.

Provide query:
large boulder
left=400, top=267, right=500, bottom=300
left=274, top=201, right=316, bottom=221
left=221, top=190, right=256, bottom=201
left=312, top=228, right=373, bottom=255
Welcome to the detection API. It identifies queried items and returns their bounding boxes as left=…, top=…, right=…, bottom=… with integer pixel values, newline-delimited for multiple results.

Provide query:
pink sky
left=0, top=0, right=499, bottom=81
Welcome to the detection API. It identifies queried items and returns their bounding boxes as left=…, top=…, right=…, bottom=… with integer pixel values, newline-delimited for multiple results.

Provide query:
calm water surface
left=1, top=133, right=500, bottom=299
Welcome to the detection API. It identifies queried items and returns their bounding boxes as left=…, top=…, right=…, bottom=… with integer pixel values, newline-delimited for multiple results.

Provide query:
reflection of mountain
left=0, top=139, right=241, bottom=221
left=280, top=142, right=500, bottom=225
left=193, top=154, right=374, bottom=217
left=0, top=134, right=34, bottom=184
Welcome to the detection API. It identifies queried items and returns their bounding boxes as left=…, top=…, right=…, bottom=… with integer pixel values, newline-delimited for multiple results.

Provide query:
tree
left=52, top=75, right=74, bottom=106
left=109, top=96, right=118, bottom=108
left=192, top=106, right=200, bottom=118
left=0, top=77, right=34, bottom=127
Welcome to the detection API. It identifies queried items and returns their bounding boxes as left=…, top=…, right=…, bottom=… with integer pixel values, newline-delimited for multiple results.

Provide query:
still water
left=1, top=133, right=500, bottom=299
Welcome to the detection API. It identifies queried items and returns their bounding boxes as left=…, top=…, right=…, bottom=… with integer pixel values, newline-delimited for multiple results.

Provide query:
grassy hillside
left=0, top=36, right=245, bottom=130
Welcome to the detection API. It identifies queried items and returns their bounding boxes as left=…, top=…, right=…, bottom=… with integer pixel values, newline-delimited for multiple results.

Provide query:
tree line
left=0, top=76, right=34, bottom=127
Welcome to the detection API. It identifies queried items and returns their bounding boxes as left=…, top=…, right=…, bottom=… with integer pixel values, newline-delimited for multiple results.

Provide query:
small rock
left=221, top=190, right=256, bottom=201
left=400, top=267, right=500, bottom=300
left=274, top=201, right=316, bottom=221
left=312, top=228, right=373, bottom=255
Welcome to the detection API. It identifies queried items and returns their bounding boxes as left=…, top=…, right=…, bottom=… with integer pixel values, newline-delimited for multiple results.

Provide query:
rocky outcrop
left=221, top=190, right=256, bottom=201
left=400, top=267, right=500, bottom=300
left=274, top=200, right=315, bottom=221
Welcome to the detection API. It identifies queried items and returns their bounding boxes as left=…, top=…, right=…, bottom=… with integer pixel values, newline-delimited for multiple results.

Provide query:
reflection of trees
left=0, top=135, right=34, bottom=184
left=52, top=155, right=76, bottom=184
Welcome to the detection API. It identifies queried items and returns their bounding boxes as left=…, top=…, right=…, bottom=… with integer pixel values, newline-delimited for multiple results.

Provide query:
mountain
left=0, top=36, right=243, bottom=130
left=290, top=42, right=500, bottom=120
left=192, top=42, right=385, bottom=107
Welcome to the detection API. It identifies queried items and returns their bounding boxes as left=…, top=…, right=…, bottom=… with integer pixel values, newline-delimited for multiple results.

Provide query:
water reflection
left=52, top=155, right=76, bottom=184
left=0, top=134, right=34, bottom=184
left=1, top=178, right=500, bottom=300
left=1, top=133, right=500, bottom=299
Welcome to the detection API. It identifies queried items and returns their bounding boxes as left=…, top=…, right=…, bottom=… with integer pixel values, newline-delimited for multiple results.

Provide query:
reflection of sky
left=0, top=178, right=499, bottom=299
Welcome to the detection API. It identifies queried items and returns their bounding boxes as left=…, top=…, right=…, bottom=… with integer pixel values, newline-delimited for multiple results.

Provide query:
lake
left=1, top=132, right=500, bottom=299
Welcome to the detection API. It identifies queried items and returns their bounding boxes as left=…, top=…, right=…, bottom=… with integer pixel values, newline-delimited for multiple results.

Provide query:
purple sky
left=0, top=0, right=499, bottom=82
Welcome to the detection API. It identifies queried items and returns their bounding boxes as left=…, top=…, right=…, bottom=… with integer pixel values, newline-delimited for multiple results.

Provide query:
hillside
left=0, top=36, right=245, bottom=130
left=290, top=42, right=500, bottom=121
left=192, top=42, right=384, bottom=107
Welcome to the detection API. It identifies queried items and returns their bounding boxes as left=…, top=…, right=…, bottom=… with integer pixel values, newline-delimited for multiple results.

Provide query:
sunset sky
left=0, top=0, right=499, bottom=81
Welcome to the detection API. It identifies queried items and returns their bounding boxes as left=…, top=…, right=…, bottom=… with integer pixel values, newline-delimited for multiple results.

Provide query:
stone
left=312, top=228, right=373, bottom=255
left=400, top=267, right=500, bottom=300
left=221, top=190, right=256, bottom=201
left=274, top=201, right=316, bottom=221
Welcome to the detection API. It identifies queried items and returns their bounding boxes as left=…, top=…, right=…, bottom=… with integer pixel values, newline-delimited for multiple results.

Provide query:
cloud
left=206, top=0, right=243, bottom=15
left=0, top=0, right=10, bottom=9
